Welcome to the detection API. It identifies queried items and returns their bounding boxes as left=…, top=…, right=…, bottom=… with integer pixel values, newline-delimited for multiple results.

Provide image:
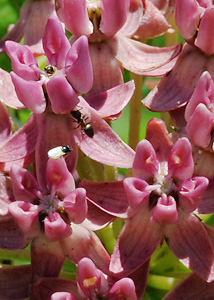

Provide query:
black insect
left=61, top=145, right=72, bottom=154
left=70, top=110, right=94, bottom=138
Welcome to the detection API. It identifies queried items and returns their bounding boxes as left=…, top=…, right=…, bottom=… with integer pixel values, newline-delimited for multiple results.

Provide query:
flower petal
left=110, top=210, right=161, bottom=277
left=164, top=212, right=214, bottom=282
left=114, top=34, right=182, bottom=74
left=109, top=278, right=137, bottom=300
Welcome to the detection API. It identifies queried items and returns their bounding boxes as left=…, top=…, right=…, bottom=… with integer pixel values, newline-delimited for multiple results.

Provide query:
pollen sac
left=47, top=145, right=72, bottom=159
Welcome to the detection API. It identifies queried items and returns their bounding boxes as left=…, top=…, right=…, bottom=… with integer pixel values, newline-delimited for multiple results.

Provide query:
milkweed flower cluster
left=0, top=0, right=214, bottom=299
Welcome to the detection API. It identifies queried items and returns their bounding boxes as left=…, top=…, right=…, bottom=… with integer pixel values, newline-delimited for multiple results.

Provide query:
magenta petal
left=165, top=213, right=214, bottom=282
left=0, top=68, right=25, bottom=109
left=9, top=201, right=39, bottom=238
left=46, top=73, right=79, bottom=114
left=100, top=0, right=130, bottom=36
left=62, top=224, right=110, bottom=275
left=150, top=195, right=178, bottom=224
left=163, top=273, right=214, bottom=300
left=75, top=97, right=135, bottom=168
left=115, top=34, right=182, bottom=74
left=44, top=212, right=72, bottom=242
left=55, top=0, right=93, bottom=37
left=46, top=158, right=75, bottom=196
left=133, top=140, right=159, bottom=181
left=0, top=218, right=28, bottom=249
left=66, top=36, right=93, bottom=94
left=10, top=72, right=46, bottom=113
left=0, top=265, right=31, bottom=300
left=43, top=17, right=71, bottom=69
left=51, top=292, right=77, bottom=300
left=195, top=7, right=214, bottom=55
left=168, top=138, right=194, bottom=181
left=5, top=41, right=39, bottom=80
left=86, top=81, right=135, bottom=119
left=80, top=180, right=129, bottom=218
left=0, top=114, right=37, bottom=163
left=108, top=278, right=137, bottom=300
left=0, top=101, right=11, bottom=143
left=110, top=210, right=161, bottom=277
left=63, top=188, right=87, bottom=224
left=175, top=0, right=203, bottom=43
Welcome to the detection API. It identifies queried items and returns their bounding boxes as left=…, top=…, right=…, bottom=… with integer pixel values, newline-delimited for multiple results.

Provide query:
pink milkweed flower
left=55, top=0, right=182, bottom=95
left=33, top=257, right=138, bottom=300
left=0, top=0, right=57, bottom=55
left=143, top=0, right=214, bottom=112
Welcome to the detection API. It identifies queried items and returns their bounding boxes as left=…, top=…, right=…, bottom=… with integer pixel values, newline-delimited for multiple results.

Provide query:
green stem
left=147, top=274, right=181, bottom=291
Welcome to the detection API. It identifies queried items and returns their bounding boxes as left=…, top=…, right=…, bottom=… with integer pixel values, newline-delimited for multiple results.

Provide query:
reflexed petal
left=10, top=72, right=46, bottom=113
left=186, top=103, right=213, bottom=148
left=179, top=176, right=209, bottom=212
left=114, top=34, right=182, bottom=74
left=0, top=101, right=11, bottom=143
left=0, top=68, right=25, bottom=109
left=86, top=81, right=135, bottom=119
left=195, top=7, right=214, bottom=56
left=168, top=138, right=194, bottom=181
left=0, top=20, right=24, bottom=54
left=100, top=0, right=130, bottom=36
left=46, top=74, right=79, bottom=114
left=0, top=265, right=31, bottom=300
left=5, top=41, right=39, bottom=80
left=198, top=180, right=214, bottom=213
left=164, top=212, right=214, bottom=282
left=175, top=0, right=203, bottom=43
left=62, top=223, right=110, bottom=275
left=143, top=44, right=212, bottom=111
left=9, top=201, right=40, bottom=238
left=43, top=17, right=71, bottom=69
left=46, top=157, right=76, bottom=196
left=110, top=210, right=161, bottom=277
left=133, top=139, right=159, bottom=181
left=0, top=114, right=37, bottom=163
left=55, top=0, right=93, bottom=37
left=123, top=177, right=151, bottom=209
left=66, top=36, right=93, bottom=94
left=74, top=97, right=135, bottom=168
left=108, top=278, right=137, bottom=300
left=0, top=174, right=14, bottom=217
left=44, top=212, right=72, bottom=242
left=80, top=180, right=129, bottom=218
left=63, top=188, right=87, bottom=223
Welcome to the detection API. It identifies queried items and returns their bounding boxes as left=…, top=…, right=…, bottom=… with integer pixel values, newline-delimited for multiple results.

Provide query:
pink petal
left=145, top=118, right=173, bottom=162
left=5, top=41, right=39, bottom=80
left=198, top=180, right=214, bottom=213
left=143, top=44, right=212, bottom=111
left=51, top=292, right=78, bottom=300
left=114, top=34, right=182, bottom=74
left=186, top=103, right=213, bottom=148
left=44, top=212, right=72, bottom=242
left=164, top=212, right=214, bottom=282
left=0, top=114, right=37, bottom=163
left=0, top=174, right=14, bottom=217
left=150, top=195, right=178, bottom=224
left=35, top=112, right=78, bottom=189
left=132, top=139, right=159, bottom=181
left=43, top=17, right=71, bottom=69
left=80, top=179, right=129, bottom=218
left=0, top=265, right=31, bottom=300
left=167, top=137, right=194, bottom=181
left=9, top=201, right=40, bottom=238
left=66, top=35, right=93, bottom=94
left=86, top=80, right=135, bottom=119
left=100, top=0, right=130, bottom=36
left=108, top=278, right=137, bottom=300
left=74, top=97, right=135, bottom=168
left=110, top=210, right=161, bottom=277
left=0, top=101, right=11, bottom=143
left=55, top=0, right=93, bottom=37
left=195, top=7, right=214, bottom=56
left=46, top=73, right=79, bottom=114
left=10, top=72, right=46, bottom=113
left=0, top=218, right=28, bottom=249
left=63, top=188, right=87, bottom=224
left=0, top=68, right=25, bottom=109
left=86, top=42, right=123, bottom=96
left=62, top=223, right=110, bottom=275
left=0, top=20, right=24, bottom=54
left=175, top=0, right=203, bottom=43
